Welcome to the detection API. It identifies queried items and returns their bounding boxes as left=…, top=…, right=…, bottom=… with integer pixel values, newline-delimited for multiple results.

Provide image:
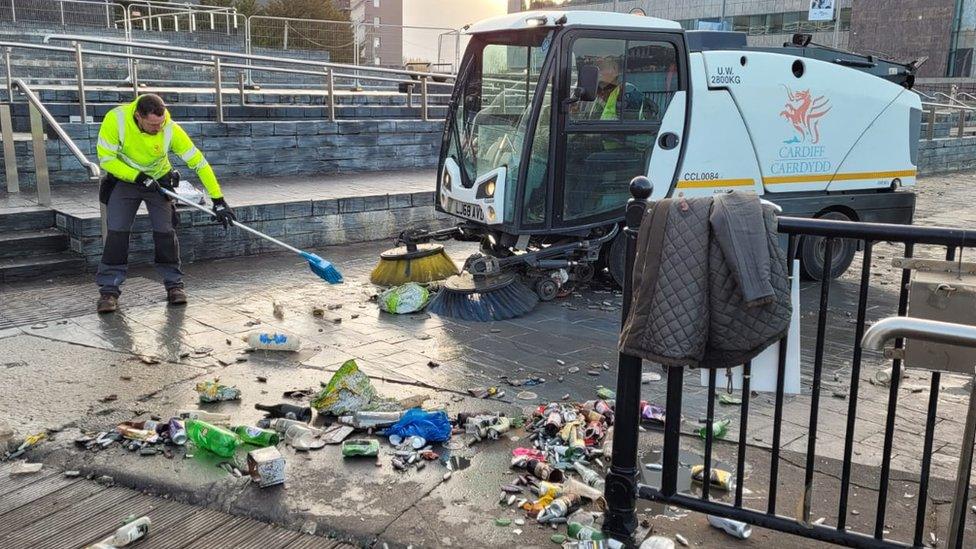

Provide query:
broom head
left=427, top=272, right=539, bottom=322
left=370, top=243, right=459, bottom=286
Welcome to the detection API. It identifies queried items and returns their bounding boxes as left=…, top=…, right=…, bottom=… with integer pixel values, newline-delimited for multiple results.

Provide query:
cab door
left=551, top=29, right=687, bottom=230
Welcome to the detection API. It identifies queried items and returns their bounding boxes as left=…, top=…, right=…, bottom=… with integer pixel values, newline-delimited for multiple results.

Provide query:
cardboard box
left=247, top=446, right=285, bottom=487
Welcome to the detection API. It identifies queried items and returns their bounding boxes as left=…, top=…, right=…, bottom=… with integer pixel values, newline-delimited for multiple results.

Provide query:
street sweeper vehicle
left=371, top=10, right=921, bottom=321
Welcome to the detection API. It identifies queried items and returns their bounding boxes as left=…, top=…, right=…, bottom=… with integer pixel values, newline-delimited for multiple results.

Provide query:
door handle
left=658, top=132, right=680, bottom=150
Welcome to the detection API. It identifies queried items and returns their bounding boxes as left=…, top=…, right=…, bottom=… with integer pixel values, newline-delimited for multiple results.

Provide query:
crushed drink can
left=707, top=515, right=752, bottom=539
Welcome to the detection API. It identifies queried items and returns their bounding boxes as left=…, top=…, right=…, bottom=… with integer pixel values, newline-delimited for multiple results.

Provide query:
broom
left=426, top=272, right=539, bottom=322
left=161, top=189, right=343, bottom=284
left=370, top=232, right=459, bottom=287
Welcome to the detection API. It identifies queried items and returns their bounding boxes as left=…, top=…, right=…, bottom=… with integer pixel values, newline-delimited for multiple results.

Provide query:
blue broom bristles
left=427, top=278, right=539, bottom=321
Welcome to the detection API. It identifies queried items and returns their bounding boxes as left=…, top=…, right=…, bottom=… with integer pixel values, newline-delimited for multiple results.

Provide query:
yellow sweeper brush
left=370, top=241, right=459, bottom=287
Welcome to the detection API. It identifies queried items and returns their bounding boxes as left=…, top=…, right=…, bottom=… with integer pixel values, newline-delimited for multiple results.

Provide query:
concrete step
left=0, top=228, right=69, bottom=259
left=0, top=209, right=55, bottom=232
left=0, top=251, right=86, bottom=282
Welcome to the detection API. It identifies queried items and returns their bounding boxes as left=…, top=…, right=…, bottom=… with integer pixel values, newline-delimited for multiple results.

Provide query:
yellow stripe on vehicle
left=763, top=169, right=917, bottom=185
left=676, top=178, right=754, bottom=189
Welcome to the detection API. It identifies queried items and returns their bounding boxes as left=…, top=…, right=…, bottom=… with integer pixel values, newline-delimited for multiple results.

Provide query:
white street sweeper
left=370, top=10, right=922, bottom=320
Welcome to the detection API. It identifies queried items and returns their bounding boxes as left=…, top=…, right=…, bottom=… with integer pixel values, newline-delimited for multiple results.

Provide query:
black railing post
left=603, top=176, right=652, bottom=543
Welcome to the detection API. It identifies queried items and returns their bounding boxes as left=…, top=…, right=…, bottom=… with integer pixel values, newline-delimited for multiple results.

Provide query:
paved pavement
left=2, top=172, right=976, bottom=547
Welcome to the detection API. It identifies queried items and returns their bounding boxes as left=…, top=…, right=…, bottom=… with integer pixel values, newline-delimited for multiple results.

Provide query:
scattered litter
left=64, top=470, right=81, bottom=478
left=697, top=418, right=730, bottom=439
left=690, top=465, right=734, bottom=491
left=718, top=394, right=742, bottom=406
left=312, top=360, right=396, bottom=415
left=247, top=446, right=286, bottom=487
left=812, top=517, right=826, bottom=526
left=556, top=359, right=566, bottom=366
left=832, top=391, right=848, bottom=400
left=300, top=520, right=317, bottom=536
left=640, top=536, right=676, bottom=549
left=551, top=534, right=567, bottom=544
left=495, top=518, right=512, bottom=527
left=517, top=391, right=538, bottom=401
left=641, top=372, right=662, bottom=383
left=194, top=379, right=241, bottom=403
left=378, top=283, right=430, bottom=314
left=342, top=438, right=380, bottom=457
left=645, top=463, right=662, bottom=471
left=9, top=461, right=43, bottom=475
left=246, top=332, right=301, bottom=352
left=675, top=533, right=689, bottom=546
left=321, top=424, right=355, bottom=444
left=339, top=411, right=404, bottom=429
left=100, top=394, right=118, bottom=403
left=640, top=402, right=666, bottom=425
left=386, top=409, right=452, bottom=443
left=87, top=516, right=151, bottom=548
left=852, top=510, right=860, bottom=515
left=596, top=387, right=615, bottom=400
left=568, top=367, right=580, bottom=373
left=138, top=355, right=159, bottom=365
left=273, top=302, right=285, bottom=319
left=257, top=376, right=267, bottom=383
left=427, top=360, right=440, bottom=368
left=468, top=386, right=504, bottom=399
left=707, top=515, right=752, bottom=539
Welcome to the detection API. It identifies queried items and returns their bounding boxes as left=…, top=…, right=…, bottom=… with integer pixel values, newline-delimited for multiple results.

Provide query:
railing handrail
left=777, top=214, right=976, bottom=247
left=921, top=100, right=976, bottom=112
left=932, top=91, right=971, bottom=108
left=43, top=34, right=457, bottom=81
left=862, top=316, right=976, bottom=351
left=12, top=78, right=100, bottom=180
left=247, top=14, right=455, bottom=33
left=0, top=41, right=440, bottom=88
left=126, top=5, right=241, bottom=25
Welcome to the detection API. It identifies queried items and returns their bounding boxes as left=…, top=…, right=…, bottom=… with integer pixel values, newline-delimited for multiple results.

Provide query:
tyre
left=799, top=211, right=856, bottom=280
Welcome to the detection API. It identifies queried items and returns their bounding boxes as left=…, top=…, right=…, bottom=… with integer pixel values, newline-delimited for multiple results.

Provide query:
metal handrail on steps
left=1, top=78, right=99, bottom=207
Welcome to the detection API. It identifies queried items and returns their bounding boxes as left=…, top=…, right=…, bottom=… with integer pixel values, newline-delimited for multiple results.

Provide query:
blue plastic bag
left=386, top=408, right=452, bottom=443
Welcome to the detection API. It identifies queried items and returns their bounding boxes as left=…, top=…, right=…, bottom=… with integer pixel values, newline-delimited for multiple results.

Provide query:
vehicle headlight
left=487, top=206, right=496, bottom=222
left=443, top=170, right=452, bottom=192
left=476, top=176, right=497, bottom=199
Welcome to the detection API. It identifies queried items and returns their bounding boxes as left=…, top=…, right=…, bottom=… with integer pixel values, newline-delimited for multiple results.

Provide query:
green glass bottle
left=567, top=522, right=606, bottom=541
left=185, top=419, right=241, bottom=458
left=697, top=418, right=731, bottom=440
left=233, top=425, right=280, bottom=447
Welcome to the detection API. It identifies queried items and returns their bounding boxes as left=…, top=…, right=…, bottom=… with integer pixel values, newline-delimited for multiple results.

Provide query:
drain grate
left=0, top=277, right=166, bottom=329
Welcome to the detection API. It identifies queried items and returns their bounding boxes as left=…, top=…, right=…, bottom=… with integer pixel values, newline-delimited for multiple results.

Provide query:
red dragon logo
left=779, top=86, right=831, bottom=144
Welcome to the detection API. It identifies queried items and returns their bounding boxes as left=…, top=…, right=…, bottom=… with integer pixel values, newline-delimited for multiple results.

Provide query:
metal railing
left=3, top=36, right=455, bottom=122
left=1, top=78, right=99, bottom=206
left=604, top=178, right=976, bottom=548
left=0, top=0, right=462, bottom=73
left=922, top=101, right=976, bottom=139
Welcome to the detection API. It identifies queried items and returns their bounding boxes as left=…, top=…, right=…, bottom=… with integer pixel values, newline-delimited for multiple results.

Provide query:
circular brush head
left=427, top=273, right=539, bottom=322
left=370, top=243, right=459, bottom=286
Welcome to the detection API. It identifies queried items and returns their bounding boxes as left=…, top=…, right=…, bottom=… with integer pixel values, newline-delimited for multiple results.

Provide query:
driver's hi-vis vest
left=96, top=97, right=223, bottom=199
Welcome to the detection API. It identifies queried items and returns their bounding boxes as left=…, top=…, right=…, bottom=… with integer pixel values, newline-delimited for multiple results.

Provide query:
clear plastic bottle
left=246, top=332, right=301, bottom=351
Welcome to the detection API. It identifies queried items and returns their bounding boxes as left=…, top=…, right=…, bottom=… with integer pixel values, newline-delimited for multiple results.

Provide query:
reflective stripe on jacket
left=96, top=97, right=222, bottom=199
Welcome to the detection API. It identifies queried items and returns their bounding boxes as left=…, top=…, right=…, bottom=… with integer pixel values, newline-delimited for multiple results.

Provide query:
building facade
left=509, top=0, right=976, bottom=77
left=340, top=0, right=403, bottom=66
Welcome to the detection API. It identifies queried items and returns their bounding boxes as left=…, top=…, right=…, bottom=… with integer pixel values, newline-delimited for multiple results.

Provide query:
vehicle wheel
left=535, top=278, right=559, bottom=302
left=607, top=231, right=628, bottom=289
left=799, top=211, right=856, bottom=280
left=573, top=263, right=595, bottom=284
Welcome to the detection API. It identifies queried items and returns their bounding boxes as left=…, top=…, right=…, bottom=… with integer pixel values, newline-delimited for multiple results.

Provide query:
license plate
left=452, top=200, right=485, bottom=222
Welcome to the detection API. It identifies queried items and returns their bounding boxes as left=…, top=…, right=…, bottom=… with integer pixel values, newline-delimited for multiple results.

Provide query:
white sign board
left=701, top=260, right=801, bottom=395
left=808, top=0, right=835, bottom=22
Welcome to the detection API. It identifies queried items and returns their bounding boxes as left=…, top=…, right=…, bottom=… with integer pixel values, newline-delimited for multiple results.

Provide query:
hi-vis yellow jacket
left=96, top=97, right=222, bottom=199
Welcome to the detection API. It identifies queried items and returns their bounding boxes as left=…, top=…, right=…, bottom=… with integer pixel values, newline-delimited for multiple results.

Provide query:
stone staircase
left=0, top=208, right=84, bottom=282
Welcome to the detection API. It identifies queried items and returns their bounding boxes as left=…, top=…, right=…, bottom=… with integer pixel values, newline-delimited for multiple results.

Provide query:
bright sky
left=402, top=0, right=508, bottom=65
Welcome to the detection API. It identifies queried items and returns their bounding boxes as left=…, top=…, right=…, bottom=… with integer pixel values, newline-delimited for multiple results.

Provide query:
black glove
left=160, top=170, right=179, bottom=192
left=211, top=197, right=236, bottom=229
left=134, top=172, right=159, bottom=193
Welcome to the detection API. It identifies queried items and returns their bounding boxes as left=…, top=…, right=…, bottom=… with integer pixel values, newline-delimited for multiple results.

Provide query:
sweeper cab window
left=445, top=29, right=552, bottom=223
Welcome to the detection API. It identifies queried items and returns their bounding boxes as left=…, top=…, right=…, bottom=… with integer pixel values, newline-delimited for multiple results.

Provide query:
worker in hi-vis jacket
left=94, top=93, right=235, bottom=314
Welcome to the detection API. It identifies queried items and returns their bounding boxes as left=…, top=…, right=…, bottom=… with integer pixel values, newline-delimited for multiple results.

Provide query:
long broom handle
left=159, top=188, right=304, bottom=256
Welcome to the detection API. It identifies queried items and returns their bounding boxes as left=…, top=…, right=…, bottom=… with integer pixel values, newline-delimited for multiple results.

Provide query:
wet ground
left=4, top=172, right=976, bottom=547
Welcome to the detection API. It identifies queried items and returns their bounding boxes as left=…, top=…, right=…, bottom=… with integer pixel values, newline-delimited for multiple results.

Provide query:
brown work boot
left=97, top=294, right=118, bottom=314
left=167, top=287, right=187, bottom=306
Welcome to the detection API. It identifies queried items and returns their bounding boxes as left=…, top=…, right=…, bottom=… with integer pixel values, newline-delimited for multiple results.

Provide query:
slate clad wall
left=4, top=119, right=445, bottom=189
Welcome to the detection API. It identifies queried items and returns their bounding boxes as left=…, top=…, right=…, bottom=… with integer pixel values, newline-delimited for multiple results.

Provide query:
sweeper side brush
left=427, top=272, right=539, bottom=322
left=370, top=242, right=459, bottom=286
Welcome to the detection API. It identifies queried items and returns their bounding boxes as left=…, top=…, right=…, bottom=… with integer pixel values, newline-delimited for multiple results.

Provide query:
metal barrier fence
left=0, top=0, right=124, bottom=30
left=603, top=178, right=976, bottom=548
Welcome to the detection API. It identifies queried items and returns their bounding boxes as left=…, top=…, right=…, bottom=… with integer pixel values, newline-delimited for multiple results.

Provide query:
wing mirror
left=562, top=64, right=599, bottom=111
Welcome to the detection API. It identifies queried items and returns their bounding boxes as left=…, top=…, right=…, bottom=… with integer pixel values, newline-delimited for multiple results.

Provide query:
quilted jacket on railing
left=618, top=193, right=792, bottom=369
